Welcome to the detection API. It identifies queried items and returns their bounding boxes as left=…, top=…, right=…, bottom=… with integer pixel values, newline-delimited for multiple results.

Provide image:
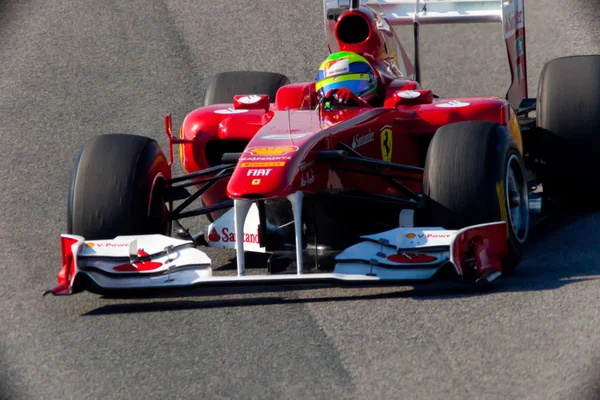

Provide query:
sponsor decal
left=398, top=90, right=421, bottom=99
left=237, top=95, right=261, bottom=104
left=387, top=252, right=439, bottom=264
left=247, top=169, right=272, bottom=177
left=324, top=58, right=350, bottom=78
left=405, top=232, right=451, bottom=239
left=352, top=130, right=375, bottom=149
left=251, top=179, right=261, bottom=185
left=261, top=133, right=311, bottom=140
left=86, top=242, right=128, bottom=248
left=214, top=108, right=250, bottom=114
left=240, top=156, right=291, bottom=162
left=208, top=228, right=221, bottom=242
left=300, top=168, right=315, bottom=187
left=240, top=162, right=285, bottom=168
left=209, top=227, right=260, bottom=244
left=435, top=100, right=470, bottom=108
left=400, top=231, right=453, bottom=248
left=112, top=249, right=162, bottom=272
left=380, top=126, right=393, bottom=162
left=246, top=146, right=298, bottom=156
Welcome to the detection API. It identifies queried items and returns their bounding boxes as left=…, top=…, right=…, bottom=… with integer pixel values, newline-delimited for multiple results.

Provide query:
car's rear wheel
left=201, top=71, right=290, bottom=222
left=418, top=121, right=529, bottom=274
left=68, top=134, right=171, bottom=239
left=535, top=55, right=600, bottom=208
left=203, top=71, right=290, bottom=106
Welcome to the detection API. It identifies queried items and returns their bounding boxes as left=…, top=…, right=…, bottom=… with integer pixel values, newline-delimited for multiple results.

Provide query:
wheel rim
left=505, top=154, right=529, bottom=244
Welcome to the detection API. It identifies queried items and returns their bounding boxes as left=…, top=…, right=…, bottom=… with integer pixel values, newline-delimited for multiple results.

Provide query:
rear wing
left=324, top=0, right=528, bottom=107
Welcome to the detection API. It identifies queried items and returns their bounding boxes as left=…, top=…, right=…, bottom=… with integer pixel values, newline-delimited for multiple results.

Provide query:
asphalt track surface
left=1, top=1, right=599, bottom=399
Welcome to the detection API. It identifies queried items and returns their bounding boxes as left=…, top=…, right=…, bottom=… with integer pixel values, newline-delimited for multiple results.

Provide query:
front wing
left=44, top=221, right=508, bottom=297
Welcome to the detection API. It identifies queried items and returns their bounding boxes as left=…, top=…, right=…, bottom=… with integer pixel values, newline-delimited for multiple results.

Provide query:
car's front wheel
left=68, top=134, right=171, bottom=239
left=418, top=121, right=529, bottom=274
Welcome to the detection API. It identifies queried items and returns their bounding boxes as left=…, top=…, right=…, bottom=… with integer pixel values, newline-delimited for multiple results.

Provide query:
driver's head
left=315, top=51, right=378, bottom=102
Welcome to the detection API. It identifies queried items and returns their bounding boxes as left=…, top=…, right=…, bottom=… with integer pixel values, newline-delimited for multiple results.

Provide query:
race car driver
left=315, top=51, right=379, bottom=108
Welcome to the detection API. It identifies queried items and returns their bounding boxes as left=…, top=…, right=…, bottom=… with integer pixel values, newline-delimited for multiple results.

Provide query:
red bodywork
left=176, top=7, right=521, bottom=212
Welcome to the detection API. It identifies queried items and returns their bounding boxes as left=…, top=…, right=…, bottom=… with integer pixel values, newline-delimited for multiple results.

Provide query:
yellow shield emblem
left=380, top=126, right=393, bottom=162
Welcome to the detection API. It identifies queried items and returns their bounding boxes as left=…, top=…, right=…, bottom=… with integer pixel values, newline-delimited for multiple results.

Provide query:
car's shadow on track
left=83, top=211, right=600, bottom=316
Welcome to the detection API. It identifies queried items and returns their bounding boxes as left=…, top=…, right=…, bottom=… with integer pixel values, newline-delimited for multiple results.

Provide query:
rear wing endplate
left=324, top=0, right=528, bottom=107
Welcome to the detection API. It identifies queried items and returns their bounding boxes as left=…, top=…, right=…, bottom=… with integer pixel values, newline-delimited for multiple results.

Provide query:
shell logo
left=405, top=233, right=416, bottom=239
left=246, top=146, right=298, bottom=156
left=387, top=252, right=439, bottom=264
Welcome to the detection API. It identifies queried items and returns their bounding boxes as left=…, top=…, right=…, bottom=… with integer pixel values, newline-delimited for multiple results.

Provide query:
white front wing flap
left=45, top=234, right=213, bottom=295
left=46, top=207, right=506, bottom=296
left=333, top=227, right=453, bottom=280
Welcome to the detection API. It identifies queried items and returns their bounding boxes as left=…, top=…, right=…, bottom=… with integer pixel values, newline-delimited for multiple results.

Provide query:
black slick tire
left=419, top=121, right=529, bottom=274
left=68, top=134, right=171, bottom=240
left=203, top=71, right=290, bottom=106
left=535, top=55, right=600, bottom=208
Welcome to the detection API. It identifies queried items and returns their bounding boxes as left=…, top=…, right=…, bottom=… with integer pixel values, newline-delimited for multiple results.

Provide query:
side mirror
left=384, top=90, right=434, bottom=108
left=233, top=94, right=270, bottom=112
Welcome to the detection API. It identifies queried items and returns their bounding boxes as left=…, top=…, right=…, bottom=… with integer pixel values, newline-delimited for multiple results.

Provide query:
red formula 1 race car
left=45, top=0, right=600, bottom=297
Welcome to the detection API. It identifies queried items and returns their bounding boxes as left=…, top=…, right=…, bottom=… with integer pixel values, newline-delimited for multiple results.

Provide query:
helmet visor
left=316, top=73, right=376, bottom=98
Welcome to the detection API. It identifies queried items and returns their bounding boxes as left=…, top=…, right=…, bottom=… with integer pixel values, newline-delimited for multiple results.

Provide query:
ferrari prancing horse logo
left=380, top=126, right=392, bottom=162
